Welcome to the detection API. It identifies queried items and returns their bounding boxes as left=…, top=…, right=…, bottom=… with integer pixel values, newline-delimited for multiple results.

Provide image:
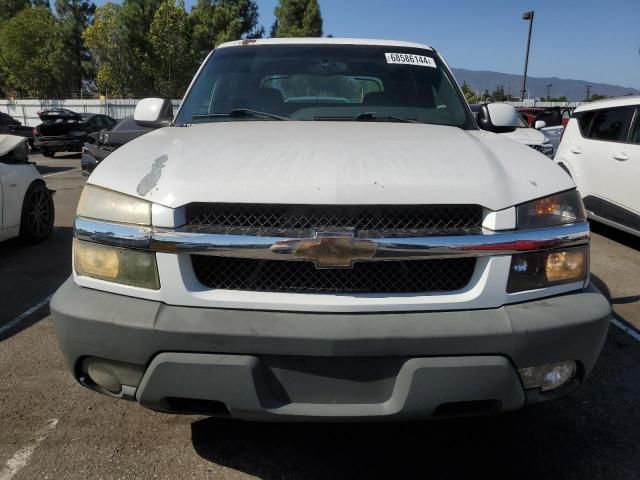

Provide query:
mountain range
left=451, top=68, right=640, bottom=101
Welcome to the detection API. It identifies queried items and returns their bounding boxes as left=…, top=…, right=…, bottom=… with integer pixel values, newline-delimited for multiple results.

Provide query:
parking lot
left=0, top=152, right=639, bottom=479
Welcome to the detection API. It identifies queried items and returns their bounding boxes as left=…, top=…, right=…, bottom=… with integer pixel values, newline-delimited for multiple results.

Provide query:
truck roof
left=216, top=37, right=434, bottom=51
left=574, top=95, right=640, bottom=113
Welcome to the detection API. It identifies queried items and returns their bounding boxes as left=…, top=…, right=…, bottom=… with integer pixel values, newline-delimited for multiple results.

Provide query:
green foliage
left=588, top=94, right=607, bottom=102
left=148, top=0, right=196, bottom=98
left=272, top=0, right=322, bottom=37
left=0, top=0, right=324, bottom=98
left=54, top=0, right=96, bottom=94
left=190, top=0, right=263, bottom=58
left=118, top=0, right=164, bottom=94
left=0, top=0, right=31, bottom=21
left=83, top=2, right=128, bottom=95
left=0, top=6, right=60, bottom=96
left=491, top=85, right=506, bottom=101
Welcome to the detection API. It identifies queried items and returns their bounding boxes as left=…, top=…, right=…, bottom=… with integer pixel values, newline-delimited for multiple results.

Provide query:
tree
left=118, top=0, right=164, bottom=94
left=54, top=0, right=96, bottom=96
left=461, top=80, right=474, bottom=101
left=588, top=94, right=607, bottom=102
left=0, top=7, right=60, bottom=97
left=491, top=85, right=506, bottom=101
left=148, top=0, right=196, bottom=98
left=83, top=2, right=129, bottom=96
left=271, top=0, right=322, bottom=37
left=190, top=0, right=263, bottom=59
left=0, top=0, right=31, bottom=21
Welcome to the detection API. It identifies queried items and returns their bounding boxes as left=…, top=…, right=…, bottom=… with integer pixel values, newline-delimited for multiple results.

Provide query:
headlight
left=74, top=239, right=160, bottom=289
left=77, top=185, right=151, bottom=225
left=507, top=246, right=588, bottom=293
left=516, top=190, right=585, bottom=229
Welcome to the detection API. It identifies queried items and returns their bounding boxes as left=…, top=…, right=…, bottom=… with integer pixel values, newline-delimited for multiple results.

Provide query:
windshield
left=176, top=44, right=474, bottom=128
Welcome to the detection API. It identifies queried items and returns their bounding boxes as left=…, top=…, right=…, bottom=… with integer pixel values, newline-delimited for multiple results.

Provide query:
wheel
left=42, top=150, right=55, bottom=158
left=19, top=182, right=55, bottom=243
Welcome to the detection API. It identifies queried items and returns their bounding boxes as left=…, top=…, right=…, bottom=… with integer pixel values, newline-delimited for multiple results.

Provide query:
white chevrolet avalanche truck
left=52, top=38, right=610, bottom=420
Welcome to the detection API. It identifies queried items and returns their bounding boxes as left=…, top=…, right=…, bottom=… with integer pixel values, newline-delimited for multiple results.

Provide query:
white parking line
left=611, top=316, right=640, bottom=343
left=0, top=294, right=53, bottom=337
left=42, top=167, right=81, bottom=178
left=0, top=419, right=58, bottom=480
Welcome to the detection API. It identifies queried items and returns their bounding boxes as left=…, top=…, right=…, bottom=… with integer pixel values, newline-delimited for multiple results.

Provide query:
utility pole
left=521, top=11, right=535, bottom=100
left=546, top=83, right=553, bottom=101
left=585, top=85, right=592, bottom=101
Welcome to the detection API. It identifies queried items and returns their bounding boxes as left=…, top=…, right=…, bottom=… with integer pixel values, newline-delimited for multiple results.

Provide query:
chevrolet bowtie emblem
left=270, top=233, right=377, bottom=269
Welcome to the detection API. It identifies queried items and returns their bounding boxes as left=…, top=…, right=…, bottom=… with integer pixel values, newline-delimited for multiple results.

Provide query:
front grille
left=185, top=203, right=483, bottom=237
left=191, top=256, right=476, bottom=294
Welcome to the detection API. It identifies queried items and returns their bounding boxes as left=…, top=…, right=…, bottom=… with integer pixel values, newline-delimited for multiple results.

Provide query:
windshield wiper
left=193, top=109, right=289, bottom=121
left=313, top=112, right=420, bottom=123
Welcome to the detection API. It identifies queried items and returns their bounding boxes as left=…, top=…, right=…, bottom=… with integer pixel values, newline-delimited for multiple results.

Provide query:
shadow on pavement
left=590, top=220, right=640, bottom=251
left=190, top=327, right=640, bottom=480
left=36, top=165, right=78, bottom=176
left=591, top=274, right=640, bottom=310
left=0, top=226, right=73, bottom=337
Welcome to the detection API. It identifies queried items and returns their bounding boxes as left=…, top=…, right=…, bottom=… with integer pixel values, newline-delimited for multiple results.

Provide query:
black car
left=0, top=112, right=36, bottom=148
left=33, top=109, right=117, bottom=157
left=81, top=116, right=155, bottom=175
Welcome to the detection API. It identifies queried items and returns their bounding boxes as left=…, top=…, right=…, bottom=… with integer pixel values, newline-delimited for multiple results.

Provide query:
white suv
left=556, top=96, right=640, bottom=235
left=51, top=38, right=610, bottom=420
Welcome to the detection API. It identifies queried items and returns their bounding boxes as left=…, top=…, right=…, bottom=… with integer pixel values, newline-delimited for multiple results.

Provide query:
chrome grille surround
left=75, top=218, right=591, bottom=263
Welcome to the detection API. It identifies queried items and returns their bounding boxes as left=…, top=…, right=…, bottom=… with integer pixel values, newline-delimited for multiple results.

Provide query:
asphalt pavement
left=0, top=153, right=639, bottom=480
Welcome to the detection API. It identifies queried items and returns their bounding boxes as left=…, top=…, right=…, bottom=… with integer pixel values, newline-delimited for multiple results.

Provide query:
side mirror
left=477, top=103, right=519, bottom=133
left=534, top=120, right=547, bottom=130
left=134, top=98, right=173, bottom=128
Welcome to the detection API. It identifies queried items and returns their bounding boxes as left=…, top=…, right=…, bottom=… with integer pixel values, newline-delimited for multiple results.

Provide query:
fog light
left=86, top=362, right=122, bottom=393
left=81, top=357, right=144, bottom=394
left=519, top=361, right=576, bottom=392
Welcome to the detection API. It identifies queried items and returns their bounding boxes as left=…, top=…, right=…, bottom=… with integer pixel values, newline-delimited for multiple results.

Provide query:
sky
left=96, top=0, right=640, bottom=89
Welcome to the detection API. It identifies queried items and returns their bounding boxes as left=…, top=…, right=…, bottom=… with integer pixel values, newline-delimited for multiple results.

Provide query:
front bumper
left=51, top=278, right=610, bottom=420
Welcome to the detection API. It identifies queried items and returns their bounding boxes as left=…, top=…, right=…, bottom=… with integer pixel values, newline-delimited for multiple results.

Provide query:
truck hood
left=88, top=121, right=574, bottom=212
left=500, top=127, right=547, bottom=145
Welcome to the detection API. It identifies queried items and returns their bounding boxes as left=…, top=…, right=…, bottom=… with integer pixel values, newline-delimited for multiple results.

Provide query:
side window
left=0, top=113, right=9, bottom=125
left=631, top=109, right=640, bottom=145
left=91, top=116, right=108, bottom=128
left=576, top=111, right=595, bottom=136
left=587, top=107, right=634, bottom=142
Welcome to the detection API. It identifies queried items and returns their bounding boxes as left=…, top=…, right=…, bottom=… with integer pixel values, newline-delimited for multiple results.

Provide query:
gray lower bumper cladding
left=51, top=278, right=611, bottom=420
left=137, top=353, right=524, bottom=420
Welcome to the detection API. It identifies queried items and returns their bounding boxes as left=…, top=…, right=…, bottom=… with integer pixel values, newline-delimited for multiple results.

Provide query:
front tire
left=19, top=182, right=55, bottom=243
left=42, top=150, right=55, bottom=158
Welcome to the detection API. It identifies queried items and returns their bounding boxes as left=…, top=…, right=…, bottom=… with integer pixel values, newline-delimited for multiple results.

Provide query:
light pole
left=521, top=11, right=535, bottom=100
left=546, top=83, right=553, bottom=100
